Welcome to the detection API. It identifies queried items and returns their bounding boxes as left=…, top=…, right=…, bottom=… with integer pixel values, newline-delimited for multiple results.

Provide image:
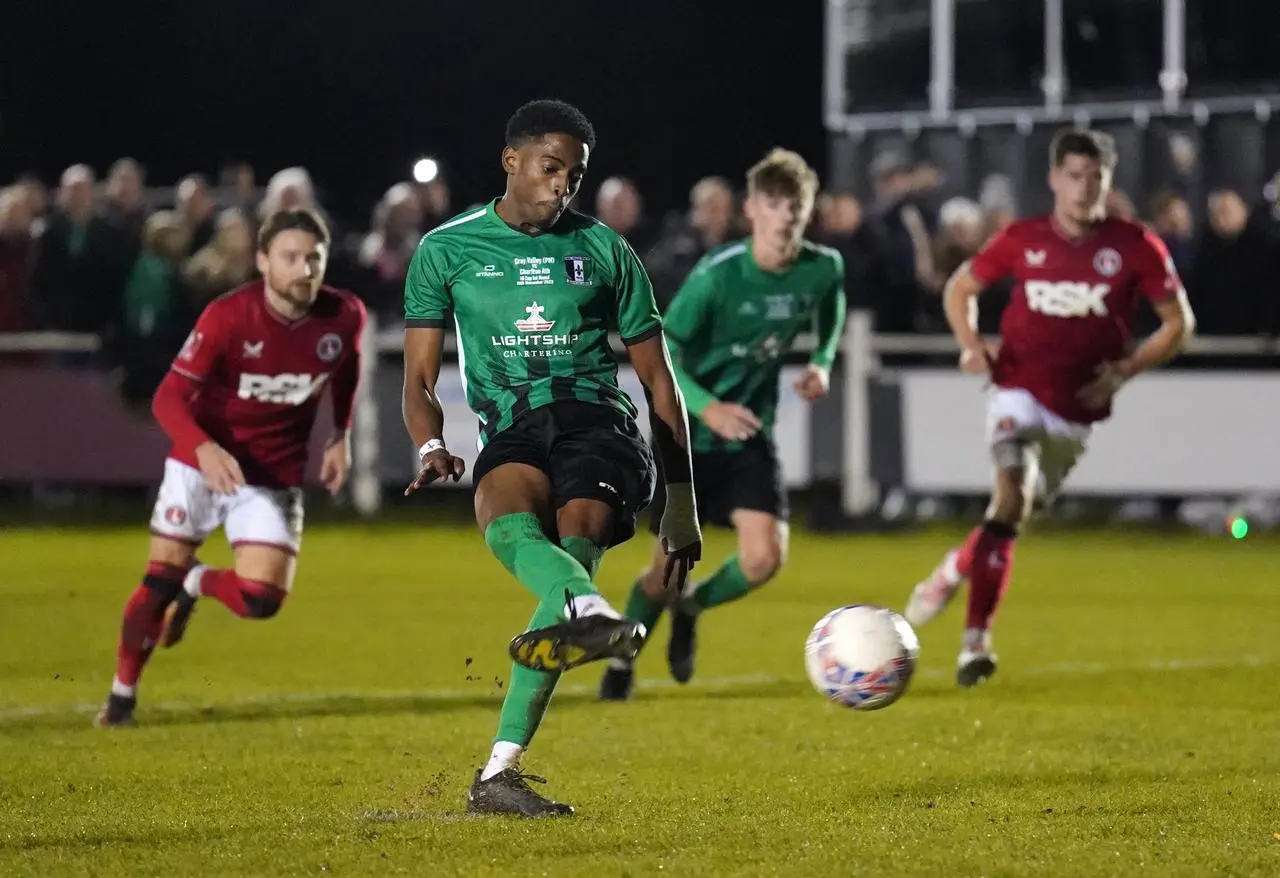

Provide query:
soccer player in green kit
left=402, top=99, right=703, bottom=817
left=599, top=148, right=847, bottom=701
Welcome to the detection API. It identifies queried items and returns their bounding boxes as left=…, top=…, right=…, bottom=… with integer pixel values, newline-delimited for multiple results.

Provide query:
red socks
left=958, top=522, right=1018, bottom=631
left=114, top=562, right=185, bottom=690
left=196, top=569, right=287, bottom=619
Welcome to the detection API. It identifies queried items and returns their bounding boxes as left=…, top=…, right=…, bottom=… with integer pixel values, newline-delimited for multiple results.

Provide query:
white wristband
left=418, top=438, right=446, bottom=459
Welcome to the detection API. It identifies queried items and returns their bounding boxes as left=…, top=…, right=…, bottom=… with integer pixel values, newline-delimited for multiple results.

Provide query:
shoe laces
left=497, top=768, right=549, bottom=791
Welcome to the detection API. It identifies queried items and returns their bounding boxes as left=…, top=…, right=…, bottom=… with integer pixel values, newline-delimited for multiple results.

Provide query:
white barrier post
left=351, top=312, right=382, bottom=517
left=841, top=309, right=879, bottom=518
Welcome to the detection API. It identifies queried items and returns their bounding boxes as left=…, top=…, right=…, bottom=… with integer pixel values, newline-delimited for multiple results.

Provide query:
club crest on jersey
left=563, top=256, right=593, bottom=286
left=316, top=333, right=343, bottom=363
left=164, top=505, right=187, bottom=526
left=765, top=294, right=794, bottom=320
left=514, top=302, right=555, bottom=333
left=1093, top=248, right=1123, bottom=277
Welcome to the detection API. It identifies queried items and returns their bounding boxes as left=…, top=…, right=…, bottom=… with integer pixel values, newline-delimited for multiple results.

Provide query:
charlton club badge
left=316, top=333, right=343, bottom=363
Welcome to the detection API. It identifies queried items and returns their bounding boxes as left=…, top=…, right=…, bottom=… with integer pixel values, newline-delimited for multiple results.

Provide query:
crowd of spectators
left=2, top=142, right=1279, bottom=404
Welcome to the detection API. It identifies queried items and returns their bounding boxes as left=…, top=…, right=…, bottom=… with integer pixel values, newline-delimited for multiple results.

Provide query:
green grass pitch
left=1, top=521, right=1277, bottom=876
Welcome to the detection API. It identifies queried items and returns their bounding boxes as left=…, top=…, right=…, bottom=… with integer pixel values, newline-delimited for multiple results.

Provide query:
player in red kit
left=95, top=208, right=367, bottom=727
left=903, top=129, right=1195, bottom=687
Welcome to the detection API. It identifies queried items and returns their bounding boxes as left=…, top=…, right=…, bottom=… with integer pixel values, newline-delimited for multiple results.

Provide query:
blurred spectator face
left=222, top=163, right=256, bottom=197
left=278, top=185, right=305, bottom=211
left=106, top=159, right=145, bottom=211
left=15, top=176, right=49, bottom=218
left=595, top=177, right=642, bottom=233
left=382, top=183, right=423, bottom=238
left=1050, top=153, right=1109, bottom=224
left=1106, top=189, right=1135, bottom=221
left=690, top=178, right=734, bottom=243
left=419, top=179, right=450, bottom=218
left=0, top=188, right=33, bottom=238
left=142, top=210, right=188, bottom=262
left=177, top=175, right=214, bottom=223
left=939, top=198, right=986, bottom=252
left=58, top=164, right=96, bottom=221
left=1153, top=196, right=1193, bottom=239
left=823, top=193, right=863, bottom=236
left=216, top=210, right=254, bottom=257
left=1208, top=190, right=1249, bottom=238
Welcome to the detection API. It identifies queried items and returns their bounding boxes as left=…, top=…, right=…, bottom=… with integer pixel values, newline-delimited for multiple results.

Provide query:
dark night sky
left=1, top=1, right=826, bottom=219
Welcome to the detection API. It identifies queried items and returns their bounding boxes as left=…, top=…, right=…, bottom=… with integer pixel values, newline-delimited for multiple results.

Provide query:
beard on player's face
left=266, top=269, right=320, bottom=307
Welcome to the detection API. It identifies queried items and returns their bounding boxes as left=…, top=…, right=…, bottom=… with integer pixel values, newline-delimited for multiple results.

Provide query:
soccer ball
left=804, top=605, right=920, bottom=710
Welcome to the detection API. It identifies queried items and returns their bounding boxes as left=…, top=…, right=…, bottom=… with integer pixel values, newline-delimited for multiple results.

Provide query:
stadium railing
left=4, top=313, right=1278, bottom=518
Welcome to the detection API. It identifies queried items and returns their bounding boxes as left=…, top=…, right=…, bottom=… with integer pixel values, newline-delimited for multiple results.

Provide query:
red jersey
left=969, top=215, right=1182, bottom=424
left=156, top=281, right=366, bottom=488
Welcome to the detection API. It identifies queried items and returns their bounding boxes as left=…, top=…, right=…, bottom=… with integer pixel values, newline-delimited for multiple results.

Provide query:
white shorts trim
left=149, top=459, right=305, bottom=553
left=985, top=388, right=1091, bottom=498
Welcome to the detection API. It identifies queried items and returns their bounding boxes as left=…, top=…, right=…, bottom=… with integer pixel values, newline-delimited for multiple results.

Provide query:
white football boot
left=904, top=549, right=963, bottom=627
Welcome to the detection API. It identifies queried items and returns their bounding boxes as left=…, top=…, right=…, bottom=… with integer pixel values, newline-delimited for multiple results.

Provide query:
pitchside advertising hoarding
left=3, top=364, right=1276, bottom=496
left=897, top=371, right=1280, bottom=495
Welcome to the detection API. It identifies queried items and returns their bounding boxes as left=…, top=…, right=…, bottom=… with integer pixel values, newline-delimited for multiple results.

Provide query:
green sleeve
left=670, top=351, right=719, bottom=417
left=611, top=235, right=662, bottom=345
left=404, top=235, right=452, bottom=328
left=661, top=261, right=715, bottom=345
left=809, top=252, right=847, bottom=370
left=663, top=262, right=721, bottom=416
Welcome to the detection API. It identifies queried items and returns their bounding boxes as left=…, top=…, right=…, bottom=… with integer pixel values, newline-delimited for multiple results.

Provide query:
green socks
left=624, top=581, right=665, bottom=636
left=621, top=554, right=755, bottom=653
left=560, top=536, right=604, bottom=582
left=494, top=602, right=562, bottom=747
left=484, top=513, right=598, bottom=607
left=686, top=555, right=753, bottom=612
left=491, top=527, right=607, bottom=748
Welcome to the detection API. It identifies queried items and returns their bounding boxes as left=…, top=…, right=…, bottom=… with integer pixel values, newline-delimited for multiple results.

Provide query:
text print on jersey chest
left=237, top=372, right=329, bottom=405
left=1020, top=244, right=1129, bottom=318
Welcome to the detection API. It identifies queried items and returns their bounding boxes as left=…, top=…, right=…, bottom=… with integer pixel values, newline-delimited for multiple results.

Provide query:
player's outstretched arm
left=629, top=333, right=703, bottom=586
left=402, top=327, right=464, bottom=493
left=943, top=266, right=998, bottom=373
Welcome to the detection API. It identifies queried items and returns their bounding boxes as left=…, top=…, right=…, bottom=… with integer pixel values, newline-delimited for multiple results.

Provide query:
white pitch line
left=0, top=655, right=1266, bottom=723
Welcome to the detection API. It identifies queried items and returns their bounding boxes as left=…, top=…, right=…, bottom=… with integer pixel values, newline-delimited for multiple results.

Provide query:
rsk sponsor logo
left=237, top=372, right=329, bottom=405
left=1024, top=280, right=1110, bottom=318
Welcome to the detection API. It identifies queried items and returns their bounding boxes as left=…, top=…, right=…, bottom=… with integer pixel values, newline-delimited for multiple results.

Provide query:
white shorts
left=149, top=459, right=305, bottom=554
left=985, top=387, right=1091, bottom=499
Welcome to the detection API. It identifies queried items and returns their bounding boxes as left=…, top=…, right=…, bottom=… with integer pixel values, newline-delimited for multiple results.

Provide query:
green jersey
left=404, top=198, right=662, bottom=447
left=664, top=239, right=846, bottom=453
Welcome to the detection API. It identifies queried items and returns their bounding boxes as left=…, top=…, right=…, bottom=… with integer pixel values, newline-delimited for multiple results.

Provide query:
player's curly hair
left=505, top=99, right=597, bottom=152
left=747, top=148, right=820, bottom=202
left=1050, top=128, right=1118, bottom=171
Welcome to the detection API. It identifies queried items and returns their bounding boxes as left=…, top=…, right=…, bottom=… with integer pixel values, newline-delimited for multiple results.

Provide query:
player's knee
left=638, top=565, right=668, bottom=601
left=990, top=470, right=1033, bottom=525
left=740, top=541, right=784, bottom=588
left=241, top=583, right=287, bottom=619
